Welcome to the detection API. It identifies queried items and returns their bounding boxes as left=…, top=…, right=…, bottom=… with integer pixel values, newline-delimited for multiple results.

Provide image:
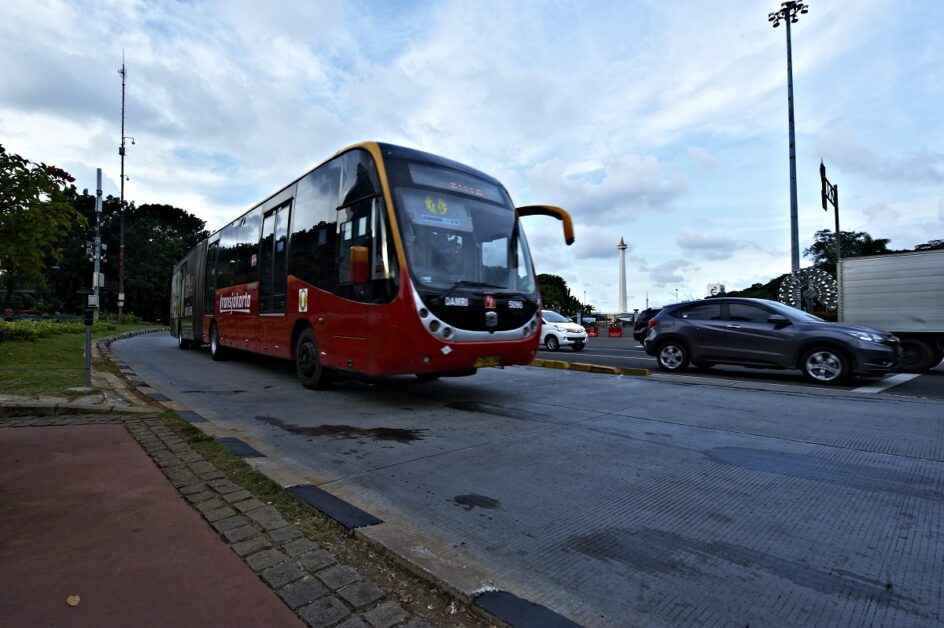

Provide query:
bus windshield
left=391, top=161, right=537, bottom=297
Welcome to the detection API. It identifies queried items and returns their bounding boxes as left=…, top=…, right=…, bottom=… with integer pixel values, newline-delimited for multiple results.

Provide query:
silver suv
left=643, top=297, right=900, bottom=383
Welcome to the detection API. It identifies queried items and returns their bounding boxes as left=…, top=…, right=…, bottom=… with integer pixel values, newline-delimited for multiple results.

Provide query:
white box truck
left=839, top=249, right=944, bottom=372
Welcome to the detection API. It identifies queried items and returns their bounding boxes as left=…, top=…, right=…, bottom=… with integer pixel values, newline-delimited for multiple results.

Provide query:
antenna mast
left=118, top=56, right=128, bottom=322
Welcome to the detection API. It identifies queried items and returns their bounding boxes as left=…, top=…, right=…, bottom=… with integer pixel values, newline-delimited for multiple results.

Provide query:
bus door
left=258, top=202, right=291, bottom=357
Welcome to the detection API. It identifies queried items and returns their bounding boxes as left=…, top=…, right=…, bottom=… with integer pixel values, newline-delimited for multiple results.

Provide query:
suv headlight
left=843, top=330, right=885, bottom=343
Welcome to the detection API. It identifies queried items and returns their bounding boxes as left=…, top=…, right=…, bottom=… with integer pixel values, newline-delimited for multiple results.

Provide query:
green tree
left=41, top=195, right=207, bottom=320
left=537, top=273, right=583, bottom=315
left=708, top=274, right=787, bottom=301
left=41, top=188, right=121, bottom=314
left=914, top=239, right=944, bottom=251
left=804, top=229, right=891, bottom=277
left=0, top=144, right=86, bottom=308
left=119, top=203, right=207, bottom=322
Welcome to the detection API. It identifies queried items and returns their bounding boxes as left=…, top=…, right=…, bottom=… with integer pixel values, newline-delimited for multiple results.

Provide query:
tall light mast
left=617, top=237, right=628, bottom=313
left=118, top=58, right=133, bottom=322
left=768, top=1, right=809, bottom=273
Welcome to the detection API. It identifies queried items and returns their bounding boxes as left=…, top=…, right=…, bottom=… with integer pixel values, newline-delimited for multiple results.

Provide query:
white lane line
left=852, top=373, right=921, bottom=394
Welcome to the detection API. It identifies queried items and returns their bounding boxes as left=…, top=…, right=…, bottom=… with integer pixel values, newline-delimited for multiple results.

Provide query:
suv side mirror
left=768, top=314, right=790, bottom=326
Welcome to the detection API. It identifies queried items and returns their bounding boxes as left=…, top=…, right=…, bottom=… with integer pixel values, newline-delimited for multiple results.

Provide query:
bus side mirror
left=350, top=246, right=369, bottom=283
left=516, top=205, right=575, bottom=245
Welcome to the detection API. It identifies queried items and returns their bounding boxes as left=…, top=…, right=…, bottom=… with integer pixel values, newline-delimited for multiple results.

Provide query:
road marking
left=852, top=373, right=921, bottom=394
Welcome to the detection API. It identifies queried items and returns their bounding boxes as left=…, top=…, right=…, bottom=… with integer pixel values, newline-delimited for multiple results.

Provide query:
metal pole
left=785, top=16, right=800, bottom=273
left=119, top=61, right=127, bottom=324
left=833, top=184, right=840, bottom=270
left=94, top=168, right=102, bottom=322
left=84, top=310, right=92, bottom=387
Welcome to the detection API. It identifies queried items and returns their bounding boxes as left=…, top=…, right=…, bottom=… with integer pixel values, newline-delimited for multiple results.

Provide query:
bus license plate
left=474, top=356, right=500, bottom=368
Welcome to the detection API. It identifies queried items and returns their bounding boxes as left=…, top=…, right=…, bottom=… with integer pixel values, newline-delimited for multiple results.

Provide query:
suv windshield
left=542, top=311, right=568, bottom=323
left=388, top=159, right=538, bottom=298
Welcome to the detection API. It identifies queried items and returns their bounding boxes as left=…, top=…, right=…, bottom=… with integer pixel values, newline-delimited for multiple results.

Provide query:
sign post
left=820, top=160, right=840, bottom=270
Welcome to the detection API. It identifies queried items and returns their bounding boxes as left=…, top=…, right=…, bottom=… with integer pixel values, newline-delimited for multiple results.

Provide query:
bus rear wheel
left=295, top=328, right=335, bottom=389
left=177, top=325, right=190, bottom=350
left=209, top=324, right=227, bottom=361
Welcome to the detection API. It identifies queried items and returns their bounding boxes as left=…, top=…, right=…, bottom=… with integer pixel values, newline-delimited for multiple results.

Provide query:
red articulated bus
left=170, top=142, right=574, bottom=389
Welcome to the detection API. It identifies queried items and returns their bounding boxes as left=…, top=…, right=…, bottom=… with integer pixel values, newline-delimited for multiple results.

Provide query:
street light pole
left=769, top=1, right=809, bottom=273
left=118, top=58, right=133, bottom=324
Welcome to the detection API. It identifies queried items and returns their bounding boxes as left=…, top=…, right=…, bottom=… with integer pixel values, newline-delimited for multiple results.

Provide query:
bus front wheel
left=295, top=328, right=335, bottom=390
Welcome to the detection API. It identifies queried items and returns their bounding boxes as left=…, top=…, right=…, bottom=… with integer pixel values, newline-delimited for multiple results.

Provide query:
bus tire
left=209, top=324, right=227, bottom=361
left=177, top=325, right=190, bottom=350
left=295, top=328, right=335, bottom=389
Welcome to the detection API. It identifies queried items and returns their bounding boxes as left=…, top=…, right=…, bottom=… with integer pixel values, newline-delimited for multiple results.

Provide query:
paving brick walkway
left=0, top=414, right=428, bottom=628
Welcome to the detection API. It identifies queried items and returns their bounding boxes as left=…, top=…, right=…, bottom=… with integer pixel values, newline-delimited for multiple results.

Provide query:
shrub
left=0, top=319, right=116, bottom=342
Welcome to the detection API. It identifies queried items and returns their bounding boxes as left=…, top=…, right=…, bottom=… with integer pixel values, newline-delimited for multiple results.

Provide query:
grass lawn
left=0, top=323, right=163, bottom=396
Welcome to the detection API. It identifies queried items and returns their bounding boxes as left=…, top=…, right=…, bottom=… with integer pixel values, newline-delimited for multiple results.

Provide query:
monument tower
left=618, top=237, right=628, bottom=313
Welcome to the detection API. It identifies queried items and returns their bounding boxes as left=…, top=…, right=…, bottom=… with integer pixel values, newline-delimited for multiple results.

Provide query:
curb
left=0, top=401, right=155, bottom=418
left=531, top=358, right=650, bottom=377
left=100, top=331, right=581, bottom=627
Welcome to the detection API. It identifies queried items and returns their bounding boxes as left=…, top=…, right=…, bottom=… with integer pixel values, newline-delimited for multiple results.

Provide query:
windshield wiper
left=437, top=280, right=505, bottom=302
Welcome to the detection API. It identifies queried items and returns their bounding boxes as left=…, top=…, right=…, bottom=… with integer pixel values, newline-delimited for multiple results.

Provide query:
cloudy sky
left=2, top=0, right=942, bottom=312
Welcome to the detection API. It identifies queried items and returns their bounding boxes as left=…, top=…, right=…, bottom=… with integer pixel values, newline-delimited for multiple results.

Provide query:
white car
left=541, top=310, right=588, bottom=352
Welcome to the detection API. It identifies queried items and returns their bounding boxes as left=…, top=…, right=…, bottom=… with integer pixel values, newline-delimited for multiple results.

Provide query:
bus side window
left=336, top=196, right=398, bottom=303
left=291, top=160, right=341, bottom=293
left=233, top=210, right=262, bottom=286
left=337, top=199, right=371, bottom=287
left=272, top=203, right=289, bottom=310
left=204, top=239, right=219, bottom=314
left=339, top=150, right=380, bottom=206
left=217, top=224, right=238, bottom=288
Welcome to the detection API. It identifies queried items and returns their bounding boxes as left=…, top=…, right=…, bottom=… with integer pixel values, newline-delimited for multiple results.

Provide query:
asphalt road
left=116, top=333, right=944, bottom=627
left=539, top=334, right=944, bottom=400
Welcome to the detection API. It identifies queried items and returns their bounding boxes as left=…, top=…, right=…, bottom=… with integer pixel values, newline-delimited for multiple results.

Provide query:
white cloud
left=0, top=0, right=941, bottom=314
left=688, top=147, right=720, bottom=171
left=650, top=259, right=699, bottom=287
left=676, top=228, right=743, bottom=261
left=527, top=154, right=686, bottom=222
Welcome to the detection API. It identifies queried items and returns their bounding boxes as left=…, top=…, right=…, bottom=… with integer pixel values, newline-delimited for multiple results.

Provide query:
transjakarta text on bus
left=170, top=142, right=574, bottom=389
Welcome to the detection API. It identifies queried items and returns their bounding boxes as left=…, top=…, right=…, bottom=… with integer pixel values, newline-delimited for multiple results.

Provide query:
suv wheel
left=801, top=347, right=848, bottom=384
left=656, top=341, right=689, bottom=372
left=544, top=335, right=560, bottom=351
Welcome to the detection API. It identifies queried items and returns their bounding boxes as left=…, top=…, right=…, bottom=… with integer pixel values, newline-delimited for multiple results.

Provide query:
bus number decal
left=299, top=288, right=308, bottom=313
